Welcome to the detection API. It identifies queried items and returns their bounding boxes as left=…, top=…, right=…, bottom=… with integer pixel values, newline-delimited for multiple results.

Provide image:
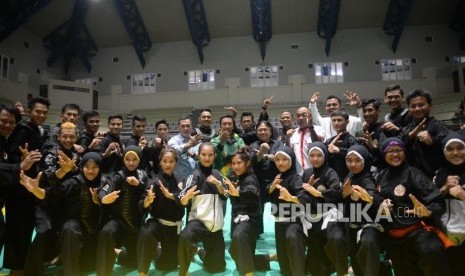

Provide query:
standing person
left=400, top=89, right=449, bottom=178
left=24, top=122, right=79, bottom=276
left=302, top=142, right=346, bottom=276
left=152, top=119, right=170, bottom=175
left=177, top=143, right=227, bottom=275
left=239, top=112, right=258, bottom=145
left=433, top=133, right=465, bottom=275
left=287, top=107, right=325, bottom=175
left=125, top=115, right=154, bottom=176
left=249, top=120, right=284, bottom=233
left=4, top=96, right=50, bottom=275
left=325, top=109, right=359, bottom=180
left=193, top=109, right=216, bottom=143
left=97, top=146, right=150, bottom=275
left=277, top=111, right=294, bottom=142
left=358, top=99, right=385, bottom=170
left=211, top=115, right=245, bottom=177
left=77, top=110, right=102, bottom=154
left=377, top=137, right=450, bottom=276
left=343, top=145, right=383, bottom=276
left=20, top=152, right=106, bottom=275
left=224, top=147, right=271, bottom=276
left=168, top=116, right=202, bottom=182
left=269, top=147, right=312, bottom=276
left=137, top=149, right=185, bottom=275
left=96, top=114, right=124, bottom=176
left=382, top=84, right=412, bottom=135
left=309, top=91, right=364, bottom=140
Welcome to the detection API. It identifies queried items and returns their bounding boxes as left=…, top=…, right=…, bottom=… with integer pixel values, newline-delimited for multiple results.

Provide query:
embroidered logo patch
left=394, top=184, right=406, bottom=197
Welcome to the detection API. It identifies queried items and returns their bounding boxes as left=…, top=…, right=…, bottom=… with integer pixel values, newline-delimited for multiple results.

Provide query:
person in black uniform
left=302, top=142, right=346, bottom=276
left=20, top=152, right=106, bottom=275
left=177, top=142, right=227, bottom=276
left=97, top=145, right=150, bottom=275
left=95, top=114, right=124, bottom=175
left=125, top=115, right=155, bottom=177
left=193, top=109, right=217, bottom=143
left=381, top=84, right=412, bottom=136
left=249, top=120, right=284, bottom=233
left=24, top=121, right=80, bottom=276
left=377, top=137, right=450, bottom=276
left=4, top=96, right=50, bottom=275
left=343, top=145, right=384, bottom=276
left=269, top=147, right=312, bottom=276
left=77, top=110, right=102, bottom=154
left=137, top=148, right=185, bottom=275
left=433, top=133, right=465, bottom=276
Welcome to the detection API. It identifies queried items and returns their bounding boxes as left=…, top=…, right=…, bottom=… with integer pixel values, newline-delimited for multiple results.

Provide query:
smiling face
left=384, top=145, right=405, bottom=167
left=28, top=102, right=48, bottom=126
left=408, top=96, right=431, bottom=121
left=256, top=122, right=271, bottom=142
left=280, top=111, right=293, bottom=129
left=83, top=160, right=100, bottom=181
left=384, top=90, right=404, bottom=110
left=274, top=153, right=292, bottom=173
left=198, top=144, right=215, bottom=167
left=0, top=109, right=16, bottom=137
left=231, top=155, right=249, bottom=176
left=308, top=148, right=325, bottom=169
left=198, top=111, right=212, bottom=128
left=346, top=153, right=364, bottom=174
left=444, top=141, right=465, bottom=166
left=325, top=98, right=341, bottom=114
left=160, top=151, right=177, bottom=175
left=362, top=103, right=380, bottom=125
left=124, top=152, right=140, bottom=171
left=85, top=115, right=100, bottom=134
left=108, top=118, right=123, bottom=135
left=58, top=127, right=77, bottom=150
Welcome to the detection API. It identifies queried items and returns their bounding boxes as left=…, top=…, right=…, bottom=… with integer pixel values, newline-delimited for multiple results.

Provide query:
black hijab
left=274, top=146, right=297, bottom=183
left=80, top=152, right=102, bottom=187
left=307, top=141, right=329, bottom=177
left=346, top=145, right=372, bottom=183
left=435, top=132, right=465, bottom=188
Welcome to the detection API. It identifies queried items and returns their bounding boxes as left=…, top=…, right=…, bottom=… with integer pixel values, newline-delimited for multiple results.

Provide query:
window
left=131, top=73, right=156, bottom=94
left=250, top=65, right=279, bottom=87
left=451, top=56, right=465, bottom=65
left=0, top=54, right=9, bottom=80
left=381, top=58, right=411, bottom=81
left=188, top=70, right=215, bottom=90
left=314, top=62, right=343, bottom=84
left=75, top=78, right=98, bottom=86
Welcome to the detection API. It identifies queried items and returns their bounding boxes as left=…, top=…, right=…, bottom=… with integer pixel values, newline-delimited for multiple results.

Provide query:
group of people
left=0, top=83, right=463, bottom=276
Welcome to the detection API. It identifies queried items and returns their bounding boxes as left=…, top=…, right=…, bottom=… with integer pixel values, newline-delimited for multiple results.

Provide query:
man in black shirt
left=77, top=110, right=101, bottom=154
left=382, top=84, right=412, bottom=135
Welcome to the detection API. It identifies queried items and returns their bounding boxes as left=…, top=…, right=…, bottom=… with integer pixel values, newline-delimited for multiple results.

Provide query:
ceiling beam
left=250, top=0, right=271, bottom=61
left=0, top=0, right=53, bottom=42
left=317, top=0, right=341, bottom=57
left=113, top=0, right=151, bottom=68
left=43, top=0, right=97, bottom=73
left=382, top=0, right=413, bottom=53
left=181, top=0, right=210, bottom=64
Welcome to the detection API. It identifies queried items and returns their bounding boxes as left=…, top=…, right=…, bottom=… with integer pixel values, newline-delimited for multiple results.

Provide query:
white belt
left=350, top=223, right=384, bottom=243
left=275, top=211, right=312, bottom=237
left=158, top=218, right=183, bottom=234
left=233, top=214, right=250, bottom=223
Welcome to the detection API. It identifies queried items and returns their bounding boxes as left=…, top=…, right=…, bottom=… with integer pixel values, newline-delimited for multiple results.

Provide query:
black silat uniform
left=77, top=129, right=97, bottom=154
left=97, top=166, right=149, bottom=275
left=125, top=134, right=154, bottom=176
left=269, top=147, right=311, bottom=276
left=95, top=132, right=124, bottom=174
left=302, top=142, right=346, bottom=276
left=377, top=137, right=449, bottom=276
left=24, top=145, right=79, bottom=276
left=325, top=132, right=359, bottom=180
left=193, top=126, right=217, bottom=142
left=137, top=173, right=185, bottom=273
left=4, top=121, right=46, bottom=270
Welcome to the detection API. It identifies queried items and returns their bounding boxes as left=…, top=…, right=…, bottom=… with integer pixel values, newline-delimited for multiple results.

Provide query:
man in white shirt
left=287, top=107, right=325, bottom=175
left=308, top=91, right=364, bottom=140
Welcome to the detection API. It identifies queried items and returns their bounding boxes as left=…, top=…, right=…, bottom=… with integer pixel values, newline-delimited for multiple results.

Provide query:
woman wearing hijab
left=20, top=152, right=107, bottom=275
left=434, top=133, right=465, bottom=275
left=97, top=145, right=150, bottom=275
left=377, top=137, right=450, bottom=276
left=302, top=142, right=346, bottom=276
left=343, top=145, right=383, bottom=276
left=269, top=147, right=311, bottom=276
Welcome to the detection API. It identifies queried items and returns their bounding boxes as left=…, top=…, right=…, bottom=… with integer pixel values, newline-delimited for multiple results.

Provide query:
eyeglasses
left=385, top=149, right=404, bottom=156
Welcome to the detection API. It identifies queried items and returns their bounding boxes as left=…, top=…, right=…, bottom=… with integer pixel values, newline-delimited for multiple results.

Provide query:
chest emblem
left=394, top=184, right=406, bottom=197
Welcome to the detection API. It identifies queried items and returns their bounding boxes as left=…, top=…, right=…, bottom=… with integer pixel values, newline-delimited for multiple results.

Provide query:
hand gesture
left=219, top=130, right=230, bottom=145
left=20, top=150, right=42, bottom=171
left=276, top=185, right=297, bottom=203
left=181, top=185, right=200, bottom=205
left=89, top=137, right=102, bottom=150
left=449, top=185, right=465, bottom=200
left=352, top=185, right=373, bottom=203
left=380, top=199, right=393, bottom=216
left=302, top=176, right=322, bottom=198
left=270, top=174, right=282, bottom=193
left=207, top=175, right=222, bottom=187
left=405, top=194, right=431, bottom=217
left=101, top=190, right=120, bottom=204
left=310, top=92, right=320, bottom=104
left=381, top=121, right=400, bottom=133
left=342, top=179, right=353, bottom=198
left=328, top=132, right=342, bottom=154
left=286, top=128, right=295, bottom=137
left=343, top=91, right=361, bottom=108
left=19, top=171, right=42, bottom=193
left=89, top=188, right=99, bottom=204
left=416, top=130, right=432, bottom=146
left=224, top=106, right=237, bottom=117
left=408, top=118, right=426, bottom=140
left=126, top=176, right=139, bottom=186
left=158, top=180, right=175, bottom=200
left=358, top=130, right=376, bottom=150
left=144, top=185, right=156, bottom=208
left=19, top=143, right=29, bottom=160
left=58, top=150, right=77, bottom=173
left=73, top=144, right=85, bottom=154
left=223, top=176, right=239, bottom=197
left=139, top=136, right=148, bottom=150
left=263, top=95, right=273, bottom=108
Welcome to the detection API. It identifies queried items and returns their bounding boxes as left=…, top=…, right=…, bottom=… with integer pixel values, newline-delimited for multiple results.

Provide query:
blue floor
left=0, top=203, right=289, bottom=275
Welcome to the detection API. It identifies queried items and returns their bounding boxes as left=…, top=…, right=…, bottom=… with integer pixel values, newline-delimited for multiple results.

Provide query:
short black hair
left=384, top=84, right=404, bottom=97
left=362, top=98, right=381, bottom=110
left=0, top=104, right=21, bottom=123
left=330, top=109, right=349, bottom=121
left=178, top=115, right=191, bottom=125
left=132, top=115, right=146, bottom=126
left=27, top=96, right=50, bottom=110
left=199, top=109, right=212, bottom=114
left=280, top=110, right=293, bottom=118
left=406, top=89, right=432, bottom=105
left=325, top=95, right=341, bottom=105
left=107, top=114, right=123, bottom=124
left=82, top=110, right=100, bottom=123
left=61, top=103, right=81, bottom=115
left=156, top=119, right=169, bottom=129
left=241, top=112, right=254, bottom=122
